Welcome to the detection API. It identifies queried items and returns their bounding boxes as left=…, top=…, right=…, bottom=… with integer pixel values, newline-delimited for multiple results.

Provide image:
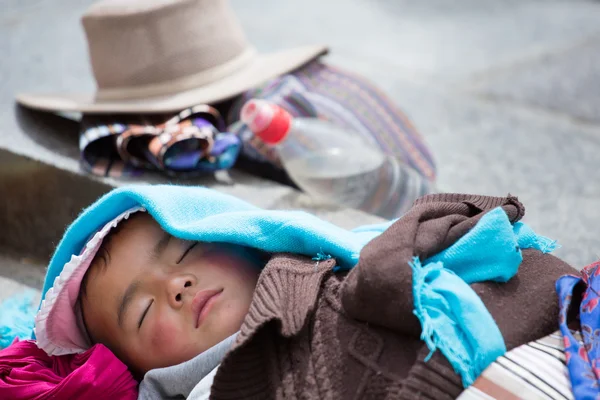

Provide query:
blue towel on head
left=40, top=184, right=393, bottom=308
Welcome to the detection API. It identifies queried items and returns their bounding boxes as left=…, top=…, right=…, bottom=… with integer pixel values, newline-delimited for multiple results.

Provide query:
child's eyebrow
left=150, top=231, right=172, bottom=261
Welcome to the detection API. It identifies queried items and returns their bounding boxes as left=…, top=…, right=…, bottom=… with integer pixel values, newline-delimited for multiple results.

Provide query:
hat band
left=95, top=47, right=257, bottom=102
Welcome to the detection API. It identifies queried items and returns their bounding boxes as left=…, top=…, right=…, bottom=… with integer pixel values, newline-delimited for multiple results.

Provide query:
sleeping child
left=31, top=185, right=575, bottom=399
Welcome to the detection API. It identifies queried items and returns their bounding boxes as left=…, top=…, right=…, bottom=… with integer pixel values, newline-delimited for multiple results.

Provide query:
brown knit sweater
left=210, top=194, right=576, bottom=400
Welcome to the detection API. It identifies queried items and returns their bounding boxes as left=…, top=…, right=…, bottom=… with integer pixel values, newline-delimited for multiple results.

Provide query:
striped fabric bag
left=458, top=331, right=575, bottom=400
left=227, top=60, right=436, bottom=215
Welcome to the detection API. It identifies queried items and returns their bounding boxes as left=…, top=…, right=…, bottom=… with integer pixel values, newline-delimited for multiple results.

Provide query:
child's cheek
left=150, top=317, right=184, bottom=351
left=149, top=317, right=198, bottom=366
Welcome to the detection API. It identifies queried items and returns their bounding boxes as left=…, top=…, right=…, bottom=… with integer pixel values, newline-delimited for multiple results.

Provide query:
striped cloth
left=228, top=61, right=435, bottom=180
left=458, top=331, right=576, bottom=400
left=227, top=61, right=436, bottom=216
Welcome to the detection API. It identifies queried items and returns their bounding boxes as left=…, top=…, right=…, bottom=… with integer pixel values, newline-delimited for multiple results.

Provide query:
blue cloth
left=427, top=210, right=558, bottom=284
left=413, top=207, right=558, bottom=387
left=0, top=291, right=36, bottom=348
left=556, top=262, right=600, bottom=399
left=39, top=184, right=392, bottom=308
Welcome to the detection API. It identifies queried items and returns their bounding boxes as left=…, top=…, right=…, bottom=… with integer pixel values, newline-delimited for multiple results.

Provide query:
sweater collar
left=236, top=254, right=336, bottom=347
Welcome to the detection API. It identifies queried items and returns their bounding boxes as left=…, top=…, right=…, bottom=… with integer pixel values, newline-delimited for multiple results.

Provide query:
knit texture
left=208, top=194, right=575, bottom=399
left=411, top=206, right=558, bottom=385
left=341, top=194, right=525, bottom=335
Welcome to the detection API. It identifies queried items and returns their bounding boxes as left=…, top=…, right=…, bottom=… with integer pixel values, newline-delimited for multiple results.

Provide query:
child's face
left=81, top=214, right=260, bottom=375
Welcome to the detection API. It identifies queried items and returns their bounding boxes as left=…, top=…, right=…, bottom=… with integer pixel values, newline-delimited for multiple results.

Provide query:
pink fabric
left=47, top=242, right=100, bottom=352
left=36, top=207, right=143, bottom=356
left=0, top=339, right=137, bottom=400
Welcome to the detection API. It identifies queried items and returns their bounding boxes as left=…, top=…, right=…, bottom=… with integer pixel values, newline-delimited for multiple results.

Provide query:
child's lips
left=191, top=288, right=223, bottom=328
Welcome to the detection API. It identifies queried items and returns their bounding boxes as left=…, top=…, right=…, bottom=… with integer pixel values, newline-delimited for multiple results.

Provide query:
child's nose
left=166, top=275, right=194, bottom=307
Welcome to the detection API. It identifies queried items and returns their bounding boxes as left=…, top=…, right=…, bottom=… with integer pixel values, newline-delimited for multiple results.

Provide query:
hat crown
left=82, top=0, right=253, bottom=100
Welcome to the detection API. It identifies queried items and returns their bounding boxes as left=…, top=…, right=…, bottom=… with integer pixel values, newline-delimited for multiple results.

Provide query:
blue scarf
left=413, top=207, right=558, bottom=386
left=557, top=261, right=600, bottom=399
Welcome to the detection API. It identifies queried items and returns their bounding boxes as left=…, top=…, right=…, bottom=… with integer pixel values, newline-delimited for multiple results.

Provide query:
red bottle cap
left=240, top=99, right=292, bottom=144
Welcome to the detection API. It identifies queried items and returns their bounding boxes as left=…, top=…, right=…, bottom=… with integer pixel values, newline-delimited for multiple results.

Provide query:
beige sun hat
left=16, top=0, right=328, bottom=114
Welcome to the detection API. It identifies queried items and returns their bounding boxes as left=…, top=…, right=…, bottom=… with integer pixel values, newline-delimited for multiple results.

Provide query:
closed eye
left=177, top=242, right=198, bottom=264
left=138, top=300, right=153, bottom=329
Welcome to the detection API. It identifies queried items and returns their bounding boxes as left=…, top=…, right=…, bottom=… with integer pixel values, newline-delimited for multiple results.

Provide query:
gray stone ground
left=2, top=0, right=600, bottom=300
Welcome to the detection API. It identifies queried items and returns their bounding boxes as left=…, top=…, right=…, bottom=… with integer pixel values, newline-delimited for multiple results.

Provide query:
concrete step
left=0, top=253, right=43, bottom=302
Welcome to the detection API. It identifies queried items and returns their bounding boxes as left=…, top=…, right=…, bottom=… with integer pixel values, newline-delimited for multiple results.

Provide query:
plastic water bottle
left=240, top=99, right=428, bottom=219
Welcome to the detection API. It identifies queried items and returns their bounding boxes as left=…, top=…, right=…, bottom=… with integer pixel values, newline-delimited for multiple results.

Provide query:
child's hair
left=79, top=213, right=142, bottom=299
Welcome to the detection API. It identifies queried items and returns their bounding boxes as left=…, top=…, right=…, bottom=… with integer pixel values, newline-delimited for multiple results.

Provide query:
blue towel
left=40, top=184, right=394, bottom=307
left=413, top=207, right=558, bottom=386
left=0, top=291, right=37, bottom=348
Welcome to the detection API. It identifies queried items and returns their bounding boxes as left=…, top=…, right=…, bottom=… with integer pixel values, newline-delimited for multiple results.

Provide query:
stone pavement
left=2, top=0, right=600, bottom=299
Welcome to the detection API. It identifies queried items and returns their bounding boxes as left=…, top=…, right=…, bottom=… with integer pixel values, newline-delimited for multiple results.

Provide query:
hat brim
left=16, top=45, right=328, bottom=114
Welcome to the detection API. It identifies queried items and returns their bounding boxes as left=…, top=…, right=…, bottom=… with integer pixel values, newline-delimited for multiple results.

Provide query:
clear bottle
left=240, top=99, right=428, bottom=219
